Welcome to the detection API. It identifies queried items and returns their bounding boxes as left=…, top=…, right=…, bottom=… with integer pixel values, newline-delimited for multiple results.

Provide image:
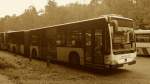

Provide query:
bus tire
left=32, top=48, right=37, bottom=58
left=69, top=52, right=80, bottom=66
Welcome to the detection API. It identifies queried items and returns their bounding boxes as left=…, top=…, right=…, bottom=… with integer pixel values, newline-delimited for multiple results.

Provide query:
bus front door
left=93, top=29, right=103, bottom=64
left=85, top=29, right=103, bottom=65
left=85, top=31, right=93, bottom=64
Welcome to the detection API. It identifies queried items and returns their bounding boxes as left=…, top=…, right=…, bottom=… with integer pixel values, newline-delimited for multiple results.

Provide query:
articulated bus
left=0, top=15, right=136, bottom=68
left=5, top=31, right=26, bottom=55
left=135, top=29, right=150, bottom=56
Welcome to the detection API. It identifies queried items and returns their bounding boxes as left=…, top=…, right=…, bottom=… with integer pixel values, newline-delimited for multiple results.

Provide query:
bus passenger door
left=93, top=29, right=103, bottom=64
left=84, top=29, right=103, bottom=65
left=84, top=31, right=93, bottom=64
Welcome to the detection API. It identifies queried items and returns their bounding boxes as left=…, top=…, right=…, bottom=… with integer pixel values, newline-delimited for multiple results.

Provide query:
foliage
left=0, top=0, right=150, bottom=31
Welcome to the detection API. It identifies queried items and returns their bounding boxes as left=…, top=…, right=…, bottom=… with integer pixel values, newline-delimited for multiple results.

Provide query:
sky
left=0, top=0, right=91, bottom=18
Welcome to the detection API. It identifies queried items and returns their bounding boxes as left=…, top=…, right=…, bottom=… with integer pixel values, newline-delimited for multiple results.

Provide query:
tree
left=0, top=18, right=5, bottom=32
left=20, top=6, right=39, bottom=29
left=43, top=0, right=58, bottom=25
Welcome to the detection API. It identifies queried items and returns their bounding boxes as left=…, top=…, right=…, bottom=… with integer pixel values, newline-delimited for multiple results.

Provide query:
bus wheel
left=69, top=52, right=80, bottom=66
left=32, top=49, right=37, bottom=58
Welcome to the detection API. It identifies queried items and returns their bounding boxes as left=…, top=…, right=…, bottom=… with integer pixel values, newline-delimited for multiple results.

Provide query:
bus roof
left=0, top=32, right=5, bottom=33
left=7, top=30, right=25, bottom=33
left=134, top=29, right=150, bottom=34
left=29, top=15, right=133, bottom=31
left=28, top=17, right=106, bottom=31
left=102, top=14, right=133, bottom=21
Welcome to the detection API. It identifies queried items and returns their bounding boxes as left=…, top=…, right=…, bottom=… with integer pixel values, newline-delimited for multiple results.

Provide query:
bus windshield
left=110, top=19, right=136, bottom=54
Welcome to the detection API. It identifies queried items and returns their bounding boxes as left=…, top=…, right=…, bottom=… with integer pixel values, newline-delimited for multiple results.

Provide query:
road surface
left=0, top=51, right=149, bottom=84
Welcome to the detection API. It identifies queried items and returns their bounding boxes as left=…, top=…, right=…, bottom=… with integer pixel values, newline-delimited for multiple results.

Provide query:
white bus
left=135, top=29, right=150, bottom=56
left=43, top=15, right=136, bottom=68
left=2, top=15, right=137, bottom=69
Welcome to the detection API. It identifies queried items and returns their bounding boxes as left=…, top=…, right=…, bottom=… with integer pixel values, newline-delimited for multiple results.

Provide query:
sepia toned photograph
left=0, top=0, right=149, bottom=84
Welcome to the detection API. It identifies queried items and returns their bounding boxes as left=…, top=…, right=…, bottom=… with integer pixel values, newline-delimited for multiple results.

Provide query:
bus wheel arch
left=69, top=51, right=80, bottom=65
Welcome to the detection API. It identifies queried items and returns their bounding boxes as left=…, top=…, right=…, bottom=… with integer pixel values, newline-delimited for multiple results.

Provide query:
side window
left=95, top=29, right=103, bottom=47
left=66, top=31, right=72, bottom=47
left=66, top=30, right=83, bottom=47
left=85, top=30, right=92, bottom=46
left=56, top=30, right=66, bottom=46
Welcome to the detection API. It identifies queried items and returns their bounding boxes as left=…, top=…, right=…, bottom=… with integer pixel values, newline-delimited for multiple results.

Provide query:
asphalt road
left=60, top=56, right=150, bottom=84
left=86, top=56, right=150, bottom=84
